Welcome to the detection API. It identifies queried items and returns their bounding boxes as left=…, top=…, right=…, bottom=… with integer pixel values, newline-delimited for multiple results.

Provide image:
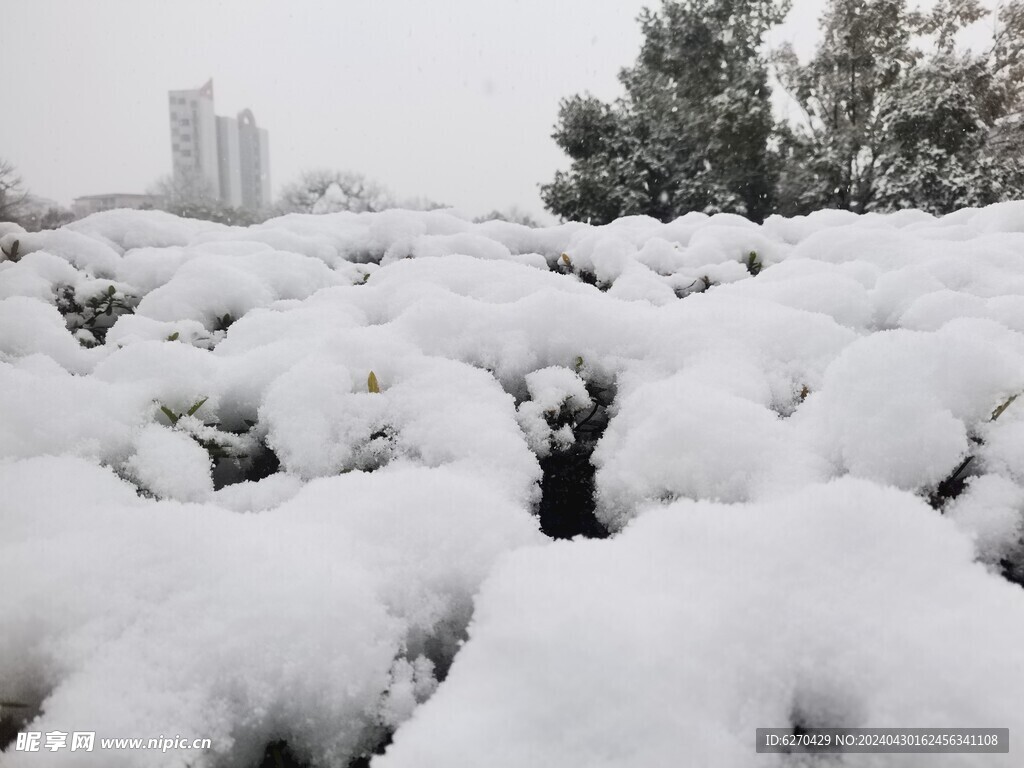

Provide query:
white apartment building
left=238, top=109, right=272, bottom=210
left=216, top=115, right=243, bottom=208
left=168, top=79, right=270, bottom=209
left=168, top=79, right=220, bottom=199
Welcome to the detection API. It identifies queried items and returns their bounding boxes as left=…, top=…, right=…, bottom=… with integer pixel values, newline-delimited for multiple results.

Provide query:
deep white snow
left=1, top=204, right=1024, bottom=766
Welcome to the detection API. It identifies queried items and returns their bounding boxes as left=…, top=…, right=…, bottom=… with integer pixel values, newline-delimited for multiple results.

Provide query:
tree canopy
left=276, top=169, right=447, bottom=215
left=543, top=0, right=1024, bottom=222
left=0, top=158, right=29, bottom=222
left=542, top=0, right=788, bottom=224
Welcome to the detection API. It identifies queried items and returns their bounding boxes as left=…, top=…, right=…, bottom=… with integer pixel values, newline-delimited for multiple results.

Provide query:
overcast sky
left=0, top=0, right=997, bottom=219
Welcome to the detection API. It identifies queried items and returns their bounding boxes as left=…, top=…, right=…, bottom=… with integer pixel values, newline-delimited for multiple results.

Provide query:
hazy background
left=0, top=0, right=997, bottom=219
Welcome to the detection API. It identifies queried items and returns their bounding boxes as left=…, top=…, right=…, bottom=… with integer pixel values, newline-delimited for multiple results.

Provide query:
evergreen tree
left=541, top=0, right=789, bottom=224
left=774, top=0, right=921, bottom=214
left=871, top=0, right=1024, bottom=212
left=778, top=0, right=1024, bottom=215
left=872, top=54, right=1003, bottom=212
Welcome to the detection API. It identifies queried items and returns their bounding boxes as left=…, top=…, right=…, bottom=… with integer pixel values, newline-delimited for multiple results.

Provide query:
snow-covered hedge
left=1, top=204, right=1024, bottom=766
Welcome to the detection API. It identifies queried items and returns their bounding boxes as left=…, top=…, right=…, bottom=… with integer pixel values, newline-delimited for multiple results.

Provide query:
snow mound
left=0, top=457, right=542, bottom=767
left=594, top=373, right=827, bottom=528
left=376, top=480, right=1024, bottom=768
left=3, top=203, right=1024, bottom=765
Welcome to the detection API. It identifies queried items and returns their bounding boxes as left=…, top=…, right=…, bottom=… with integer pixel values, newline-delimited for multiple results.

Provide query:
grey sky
left=0, top=0, right=997, bottom=219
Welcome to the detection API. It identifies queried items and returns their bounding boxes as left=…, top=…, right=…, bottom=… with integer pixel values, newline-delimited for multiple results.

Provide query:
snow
left=516, top=366, right=592, bottom=457
left=793, top=321, right=1024, bottom=490
left=377, top=480, right=1024, bottom=768
left=126, top=424, right=214, bottom=502
left=593, top=373, right=828, bottom=529
left=2, top=204, right=1024, bottom=765
left=66, top=209, right=225, bottom=250
left=0, top=458, right=543, bottom=768
left=0, top=296, right=95, bottom=373
left=947, top=474, right=1024, bottom=567
left=0, top=250, right=83, bottom=302
left=0, top=228, right=123, bottom=277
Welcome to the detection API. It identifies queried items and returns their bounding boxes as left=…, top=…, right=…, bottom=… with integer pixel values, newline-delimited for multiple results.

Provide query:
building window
left=181, top=149, right=192, bottom=157
left=172, top=143, right=180, bottom=151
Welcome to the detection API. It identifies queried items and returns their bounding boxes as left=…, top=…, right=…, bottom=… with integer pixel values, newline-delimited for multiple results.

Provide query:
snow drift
left=1, top=204, right=1023, bottom=766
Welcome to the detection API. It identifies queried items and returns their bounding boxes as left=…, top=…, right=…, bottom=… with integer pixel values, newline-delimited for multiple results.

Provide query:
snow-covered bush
left=376, top=480, right=1024, bottom=768
left=2, top=204, right=1024, bottom=766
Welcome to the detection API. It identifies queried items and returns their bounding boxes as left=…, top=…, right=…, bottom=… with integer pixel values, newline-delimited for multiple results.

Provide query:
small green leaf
left=107, top=285, right=117, bottom=296
left=367, top=371, right=380, bottom=394
left=214, top=312, right=234, bottom=332
left=992, top=393, right=1019, bottom=422
left=560, top=253, right=572, bottom=268
left=166, top=331, right=179, bottom=341
left=186, top=397, right=208, bottom=417
left=160, top=405, right=179, bottom=425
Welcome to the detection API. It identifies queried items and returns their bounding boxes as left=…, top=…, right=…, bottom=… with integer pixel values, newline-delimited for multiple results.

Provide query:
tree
left=473, top=206, right=541, bottom=227
left=541, top=0, right=789, bottom=224
left=0, top=158, right=29, bottom=222
left=276, top=169, right=447, bottom=215
left=15, top=199, right=75, bottom=232
left=776, top=0, right=1024, bottom=215
left=277, top=169, right=393, bottom=214
left=871, top=53, right=1012, bottom=212
left=540, top=97, right=645, bottom=224
left=148, top=170, right=264, bottom=226
left=774, top=0, right=922, bottom=214
left=0, top=160, right=74, bottom=231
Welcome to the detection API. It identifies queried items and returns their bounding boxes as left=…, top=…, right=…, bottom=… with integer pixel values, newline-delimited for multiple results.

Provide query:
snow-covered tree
left=149, top=170, right=263, bottom=226
left=277, top=169, right=446, bottom=215
left=542, top=0, right=789, bottom=224
left=872, top=55, right=1002, bottom=212
left=277, top=169, right=393, bottom=214
left=777, top=0, right=1024, bottom=215
left=473, top=206, right=541, bottom=227
left=869, top=0, right=1024, bottom=212
left=13, top=196, right=74, bottom=231
left=0, top=158, right=29, bottom=222
left=774, top=0, right=921, bottom=214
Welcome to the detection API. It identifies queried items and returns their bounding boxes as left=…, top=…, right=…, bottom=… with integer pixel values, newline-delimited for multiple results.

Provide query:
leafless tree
left=276, top=169, right=394, bottom=214
left=148, top=169, right=217, bottom=207
left=0, top=158, right=29, bottom=222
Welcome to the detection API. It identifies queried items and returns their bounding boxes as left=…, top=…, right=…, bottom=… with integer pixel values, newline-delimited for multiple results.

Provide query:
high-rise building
left=237, top=109, right=272, bottom=210
left=216, top=115, right=243, bottom=208
left=168, top=79, right=271, bottom=209
left=168, top=79, right=220, bottom=199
